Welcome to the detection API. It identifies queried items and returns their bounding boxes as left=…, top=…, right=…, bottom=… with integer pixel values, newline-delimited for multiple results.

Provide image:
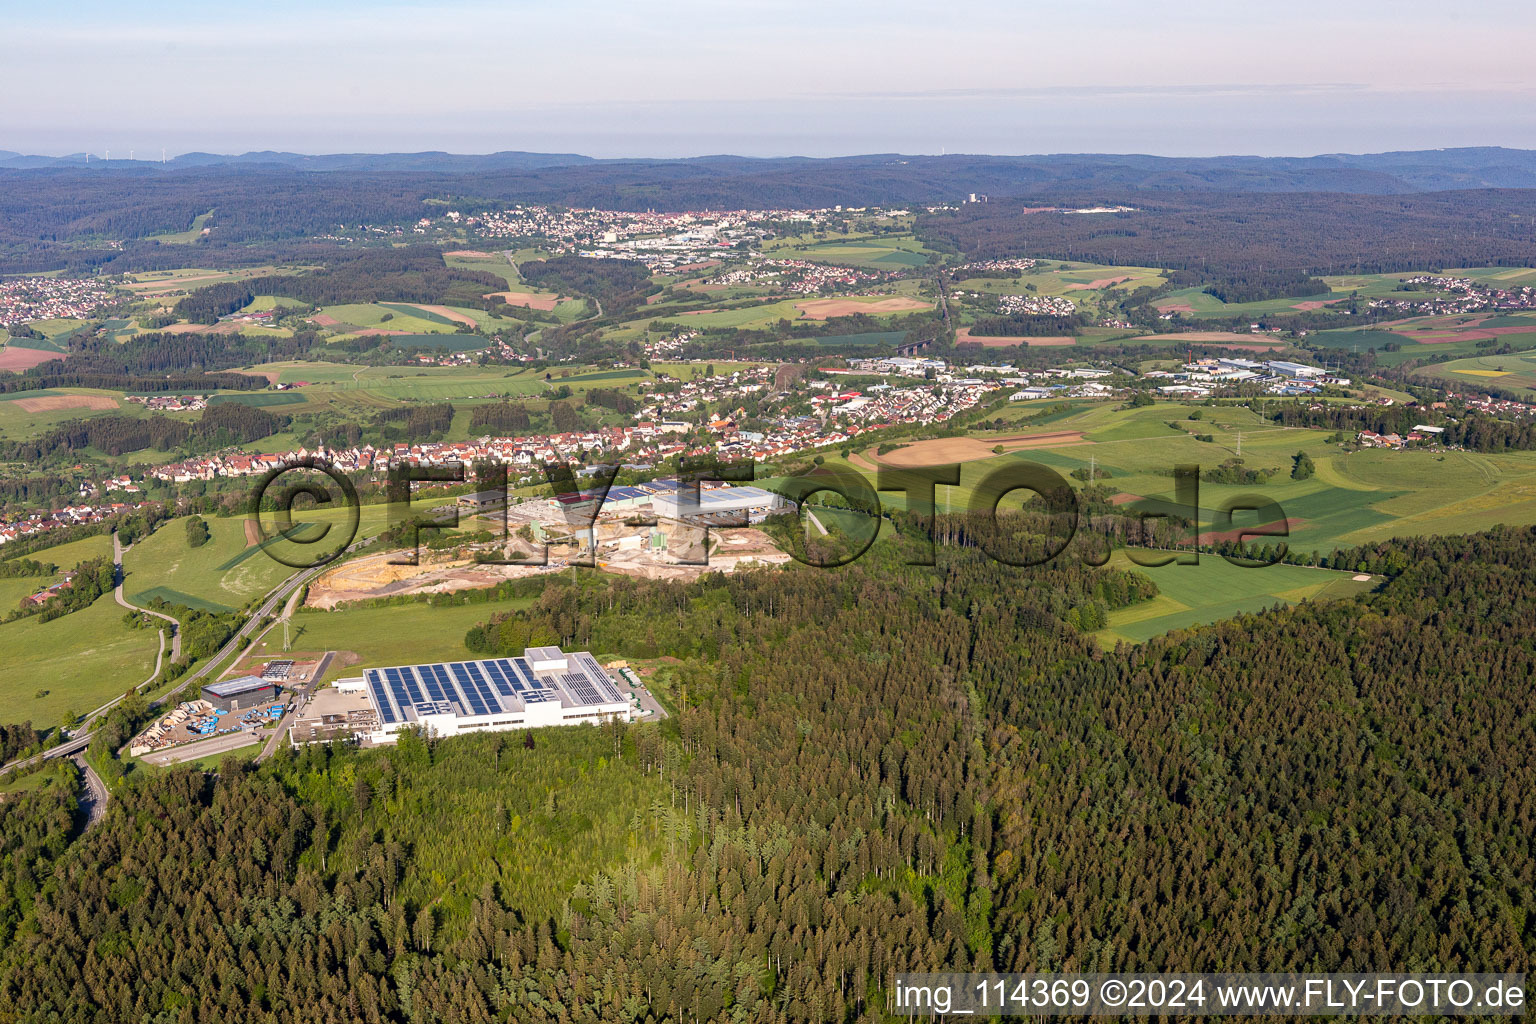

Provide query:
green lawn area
left=280, top=593, right=537, bottom=671
left=1097, top=551, right=1379, bottom=645
left=319, top=303, right=459, bottom=334
left=122, top=516, right=297, bottom=613
left=761, top=231, right=936, bottom=269
left=146, top=210, right=214, bottom=244
left=0, top=592, right=161, bottom=729
left=5, top=531, right=114, bottom=570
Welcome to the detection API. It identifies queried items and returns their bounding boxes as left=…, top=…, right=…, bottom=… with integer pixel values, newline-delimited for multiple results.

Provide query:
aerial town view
left=0, top=1, right=1533, bottom=1021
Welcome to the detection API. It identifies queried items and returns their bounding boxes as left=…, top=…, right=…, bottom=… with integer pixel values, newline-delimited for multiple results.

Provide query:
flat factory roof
left=362, top=651, right=625, bottom=726
left=203, top=674, right=275, bottom=698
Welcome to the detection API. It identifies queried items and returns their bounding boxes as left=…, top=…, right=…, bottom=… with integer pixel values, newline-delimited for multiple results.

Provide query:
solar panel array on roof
left=361, top=652, right=627, bottom=728
left=560, top=671, right=603, bottom=706
left=571, top=651, right=625, bottom=702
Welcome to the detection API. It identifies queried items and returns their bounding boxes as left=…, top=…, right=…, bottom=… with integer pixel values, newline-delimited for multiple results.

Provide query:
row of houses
left=0, top=500, right=156, bottom=548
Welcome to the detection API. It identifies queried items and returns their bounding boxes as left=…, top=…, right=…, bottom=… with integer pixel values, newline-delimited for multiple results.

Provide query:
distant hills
left=4, top=146, right=1536, bottom=194
left=0, top=150, right=595, bottom=173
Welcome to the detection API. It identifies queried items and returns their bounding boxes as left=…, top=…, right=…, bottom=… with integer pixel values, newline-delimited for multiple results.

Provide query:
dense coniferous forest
left=918, top=191, right=1536, bottom=275
left=1166, top=268, right=1332, bottom=303
left=0, top=520, right=1532, bottom=1022
left=966, top=312, right=1086, bottom=337
left=2, top=404, right=288, bottom=462
left=520, top=256, right=655, bottom=316
left=469, top=401, right=533, bottom=433
left=26, top=329, right=320, bottom=379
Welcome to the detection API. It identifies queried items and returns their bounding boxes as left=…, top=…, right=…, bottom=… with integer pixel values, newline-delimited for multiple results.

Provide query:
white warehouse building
left=360, top=647, right=632, bottom=743
left=651, top=485, right=784, bottom=521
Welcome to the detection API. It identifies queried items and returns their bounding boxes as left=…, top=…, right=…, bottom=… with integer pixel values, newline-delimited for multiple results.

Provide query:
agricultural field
left=117, top=266, right=302, bottom=297
left=761, top=231, right=935, bottom=269
left=0, top=591, right=161, bottom=730
left=1095, top=551, right=1379, bottom=645
left=278, top=592, right=537, bottom=672
left=3, top=318, right=91, bottom=353
left=836, top=400, right=1536, bottom=554
left=238, top=294, right=309, bottom=313
left=178, top=361, right=680, bottom=430
left=1152, top=286, right=1347, bottom=319
left=956, top=260, right=1164, bottom=296
left=1311, top=311, right=1536, bottom=364
left=121, top=515, right=299, bottom=613
left=313, top=302, right=467, bottom=335
left=0, top=388, right=132, bottom=440
left=651, top=293, right=930, bottom=331
left=1412, top=350, right=1536, bottom=398
left=1439, top=266, right=1536, bottom=288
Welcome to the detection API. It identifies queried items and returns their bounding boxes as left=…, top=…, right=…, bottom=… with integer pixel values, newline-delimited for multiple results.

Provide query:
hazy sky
left=6, top=0, right=1535, bottom=158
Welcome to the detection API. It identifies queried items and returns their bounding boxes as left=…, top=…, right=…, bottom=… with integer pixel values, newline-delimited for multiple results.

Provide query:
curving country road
left=114, top=531, right=183, bottom=663
left=1, top=539, right=354, bottom=778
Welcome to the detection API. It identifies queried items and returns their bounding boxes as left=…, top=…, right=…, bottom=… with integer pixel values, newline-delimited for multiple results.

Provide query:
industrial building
left=651, top=485, right=784, bottom=522
left=458, top=489, right=509, bottom=511
left=202, top=675, right=278, bottom=711
left=359, top=646, right=632, bottom=743
left=1265, top=360, right=1327, bottom=379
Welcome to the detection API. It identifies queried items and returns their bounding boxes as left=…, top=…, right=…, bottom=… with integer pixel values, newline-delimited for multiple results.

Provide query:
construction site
left=305, top=484, right=793, bottom=607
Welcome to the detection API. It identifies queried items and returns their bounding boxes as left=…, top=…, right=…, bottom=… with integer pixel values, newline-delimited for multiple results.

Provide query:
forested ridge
left=2, top=404, right=288, bottom=462
left=0, top=524, right=1532, bottom=1022
left=918, top=191, right=1536, bottom=276
left=173, top=247, right=510, bottom=321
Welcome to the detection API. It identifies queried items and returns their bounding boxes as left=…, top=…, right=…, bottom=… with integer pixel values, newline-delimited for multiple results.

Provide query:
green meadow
left=840, top=400, right=1536, bottom=554
left=1096, top=551, right=1379, bottom=645
left=146, top=210, right=214, bottom=244
left=281, top=593, right=537, bottom=671
left=761, top=231, right=936, bottom=269
left=318, top=303, right=460, bottom=334
left=0, top=592, right=161, bottom=729
left=121, top=516, right=298, bottom=613
left=1411, top=348, right=1536, bottom=398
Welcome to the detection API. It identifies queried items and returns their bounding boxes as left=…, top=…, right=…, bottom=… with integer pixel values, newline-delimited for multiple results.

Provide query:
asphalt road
left=72, top=754, right=108, bottom=830
left=256, top=650, right=336, bottom=762
left=114, top=531, right=183, bottom=662
left=141, top=730, right=260, bottom=766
